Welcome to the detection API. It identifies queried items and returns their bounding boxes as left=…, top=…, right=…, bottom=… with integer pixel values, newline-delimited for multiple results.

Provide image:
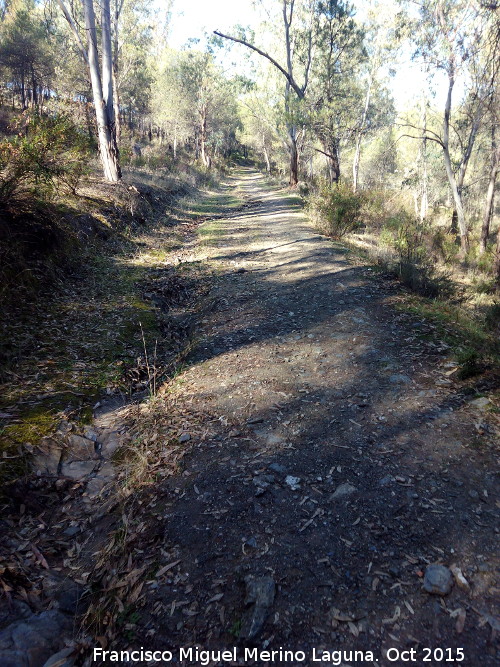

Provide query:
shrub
left=309, top=183, right=364, bottom=239
left=0, top=112, right=92, bottom=203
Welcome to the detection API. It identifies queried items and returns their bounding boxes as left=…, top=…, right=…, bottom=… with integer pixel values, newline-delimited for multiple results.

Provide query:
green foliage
left=372, top=210, right=457, bottom=298
left=309, top=183, right=364, bottom=239
left=0, top=112, right=92, bottom=203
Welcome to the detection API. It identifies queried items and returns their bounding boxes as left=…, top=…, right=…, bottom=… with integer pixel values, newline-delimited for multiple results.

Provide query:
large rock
left=240, top=576, right=276, bottom=640
left=60, top=460, right=98, bottom=480
left=33, top=438, right=63, bottom=476
left=423, top=564, right=453, bottom=596
left=65, top=434, right=98, bottom=461
left=0, top=610, right=72, bottom=667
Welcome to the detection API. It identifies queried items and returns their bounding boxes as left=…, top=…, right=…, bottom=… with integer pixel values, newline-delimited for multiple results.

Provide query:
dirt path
left=117, top=168, right=499, bottom=666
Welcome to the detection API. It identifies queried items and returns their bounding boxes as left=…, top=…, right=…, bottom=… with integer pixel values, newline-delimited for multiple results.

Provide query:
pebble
left=330, top=482, right=357, bottom=500
left=268, top=462, right=287, bottom=475
left=389, top=374, right=411, bottom=385
left=179, top=433, right=191, bottom=443
left=285, top=475, right=301, bottom=490
left=423, top=564, right=453, bottom=595
left=470, top=397, right=490, bottom=409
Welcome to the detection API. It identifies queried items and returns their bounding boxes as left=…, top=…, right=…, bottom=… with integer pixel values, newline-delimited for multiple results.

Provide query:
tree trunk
left=352, top=75, right=372, bottom=193
left=200, top=106, right=211, bottom=168
left=20, top=73, right=26, bottom=110
left=494, top=223, right=500, bottom=289
left=288, top=123, right=299, bottom=186
left=322, top=139, right=340, bottom=185
left=83, top=0, right=120, bottom=182
left=442, top=69, right=468, bottom=254
left=112, top=63, right=121, bottom=144
left=419, top=97, right=428, bottom=221
left=263, top=141, right=271, bottom=174
left=479, top=127, right=499, bottom=254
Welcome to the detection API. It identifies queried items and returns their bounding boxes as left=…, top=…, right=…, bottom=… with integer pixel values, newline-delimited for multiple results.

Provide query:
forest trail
left=128, top=169, right=499, bottom=663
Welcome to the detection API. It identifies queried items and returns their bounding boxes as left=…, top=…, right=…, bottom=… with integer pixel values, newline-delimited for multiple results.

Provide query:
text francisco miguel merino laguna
left=93, top=647, right=377, bottom=664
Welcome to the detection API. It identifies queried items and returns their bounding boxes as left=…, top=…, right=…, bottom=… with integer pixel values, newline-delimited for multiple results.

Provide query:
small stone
left=179, top=433, right=191, bottom=443
left=389, top=374, right=411, bottom=385
left=43, top=648, right=76, bottom=667
left=253, top=474, right=275, bottom=489
left=450, top=564, right=471, bottom=592
left=379, top=475, right=394, bottom=487
left=268, top=462, right=287, bottom=475
left=470, top=397, right=490, bottom=409
left=469, top=489, right=479, bottom=499
left=423, top=564, right=453, bottom=595
left=285, top=475, right=301, bottom=491
left=330, top=483, right=357, bottom=500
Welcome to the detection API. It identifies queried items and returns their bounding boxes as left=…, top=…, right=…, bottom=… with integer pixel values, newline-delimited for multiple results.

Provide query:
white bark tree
left=57, top=0, right=121, bottom=182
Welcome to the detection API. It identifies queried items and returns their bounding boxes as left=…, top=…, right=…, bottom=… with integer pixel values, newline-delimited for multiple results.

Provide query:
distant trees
left=0, top=0, right=53, bottom=110
left=152, top=49, right=241, bottom=168
left=216, top=0, right=318, bottom=185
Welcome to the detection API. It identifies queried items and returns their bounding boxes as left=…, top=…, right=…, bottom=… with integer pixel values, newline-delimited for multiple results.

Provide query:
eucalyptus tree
left=57, top=0, right=121, bottom=182
left=350, top=1, right=400, bottom=192
left=400, top=0, right=492, bottom=254
left=307, top=0, right=365, bottom=184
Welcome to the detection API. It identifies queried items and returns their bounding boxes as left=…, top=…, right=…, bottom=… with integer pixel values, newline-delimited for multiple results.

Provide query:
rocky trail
left=1, top=169, right=499, bottom=666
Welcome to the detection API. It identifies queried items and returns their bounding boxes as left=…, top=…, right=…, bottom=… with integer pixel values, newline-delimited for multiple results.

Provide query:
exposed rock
left=60, top=460, right=98, bottom=480
left=470, top=397, right=490, bottom=409
left=65, top=434, right=98, bottom=461
left=330, top=483, right=357, bottom=501
left=33, top=438, right=63, bottom=476
left=0, top=610, right=72, bottom=667
left=41, top=572, right=85, bottom=615
left=240, top=576, right=276, bottom=640
left=423, top=564, right=453, bottom=595
left=84, top=462, right=115, bottom=499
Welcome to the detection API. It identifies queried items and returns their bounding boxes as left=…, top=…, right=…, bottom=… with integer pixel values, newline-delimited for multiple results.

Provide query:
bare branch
left=213, top=30, right=304, bottom=99
left=56, top=0, right=89, bottom=65
left=398, top=133, right=444, bottom=148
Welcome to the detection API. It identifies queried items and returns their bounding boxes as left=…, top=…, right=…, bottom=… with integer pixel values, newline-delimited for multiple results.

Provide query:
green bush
left=0, top=112, right=92, bottom=203
left=309, top=183, right=364, bottom=239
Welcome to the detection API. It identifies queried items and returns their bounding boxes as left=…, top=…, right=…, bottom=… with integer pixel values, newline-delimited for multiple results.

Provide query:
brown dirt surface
left=108, top=169, right=499, bottom=666
left=1, top=169, right=498, bottom=667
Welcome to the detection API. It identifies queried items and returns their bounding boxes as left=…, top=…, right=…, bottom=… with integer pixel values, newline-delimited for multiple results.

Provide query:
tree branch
left=314, top=147, right=337, bottom=160
left=56, top=0, right=89, bottom=65
left=213, top=30, right=304, bottom=99
left=398, top=133, right=445, bottom=148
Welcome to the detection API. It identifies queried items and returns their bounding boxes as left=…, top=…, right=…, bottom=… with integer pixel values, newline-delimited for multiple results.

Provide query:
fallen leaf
left=156, top=560, right=181, bottom=578
left=456, top=608, right=466, bottom=634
